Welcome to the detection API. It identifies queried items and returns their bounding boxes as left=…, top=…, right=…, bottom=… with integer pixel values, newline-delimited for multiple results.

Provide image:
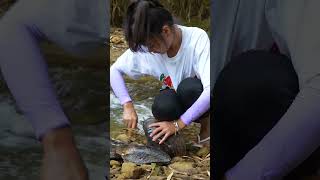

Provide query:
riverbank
left=109, top=28, right=210, bottom=180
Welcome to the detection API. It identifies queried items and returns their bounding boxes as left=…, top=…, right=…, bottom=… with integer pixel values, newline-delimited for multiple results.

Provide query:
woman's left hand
left=149, top=121, right=176, bottom=144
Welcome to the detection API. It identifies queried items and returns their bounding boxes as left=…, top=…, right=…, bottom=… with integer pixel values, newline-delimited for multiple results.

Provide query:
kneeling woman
left=110, top=0, right=210, bottom=145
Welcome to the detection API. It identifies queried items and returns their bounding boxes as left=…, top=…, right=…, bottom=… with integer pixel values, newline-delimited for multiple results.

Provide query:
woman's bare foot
left=40, top=127, right=88, bottom=180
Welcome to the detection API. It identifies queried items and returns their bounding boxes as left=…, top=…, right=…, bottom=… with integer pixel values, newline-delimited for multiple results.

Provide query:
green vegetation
left=111, top=0, right=210, bottom=32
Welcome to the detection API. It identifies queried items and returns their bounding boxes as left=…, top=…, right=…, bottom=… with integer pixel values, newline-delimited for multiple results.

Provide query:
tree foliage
left=111, top=0, right=210, bottom=31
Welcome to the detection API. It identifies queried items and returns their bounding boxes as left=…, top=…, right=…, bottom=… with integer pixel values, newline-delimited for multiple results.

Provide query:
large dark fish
left=120, top=145, right=171, bottom=164
left=110, top=117, right=186, bottom=164
left=110, top=139, right=125, bottom=160
left=110, top=139, right=171, bottom=164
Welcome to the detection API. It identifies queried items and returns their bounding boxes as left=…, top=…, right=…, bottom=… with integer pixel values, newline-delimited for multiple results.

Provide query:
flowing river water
left=0, top=94, right=107, bottom=180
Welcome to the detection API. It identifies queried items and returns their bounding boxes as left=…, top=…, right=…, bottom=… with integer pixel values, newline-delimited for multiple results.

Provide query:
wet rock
left=196, top=147, right=210, bottom=158
left=110, top=160, right=121, bottom=168
left=110, top=36, right=124, bottom=44
left=121, top=162, right=144, bottom=179
left=169, top=161, right=196, bottom=175
left=110, top=140, right=124, bottom=160
left=121, top=162, right=136, bottom=173
left=115, top=173, right=126, bottom=180
left=116, top=134, right=130, bottom=143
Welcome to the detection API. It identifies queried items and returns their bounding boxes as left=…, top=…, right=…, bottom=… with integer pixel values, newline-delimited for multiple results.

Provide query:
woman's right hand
left=123, top=101, right=138, bottom=128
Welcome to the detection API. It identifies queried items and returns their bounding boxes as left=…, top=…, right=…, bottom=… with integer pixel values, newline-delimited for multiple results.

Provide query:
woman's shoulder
left=178, top=25, right=207, bottom=36
left=178, top=25, right=208, bottom=45
left=117, top=48, right=162, bottom=61
left=178, top=25, right=209, bottom=49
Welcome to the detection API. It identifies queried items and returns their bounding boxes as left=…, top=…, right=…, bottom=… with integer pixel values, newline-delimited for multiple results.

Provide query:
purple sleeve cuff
left=110, top=64, right=132, bottom=105
left=180, top=87, right=210, bottom=125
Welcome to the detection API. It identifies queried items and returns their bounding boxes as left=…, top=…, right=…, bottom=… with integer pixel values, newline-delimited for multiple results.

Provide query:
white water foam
left=110, top=93, right=154, bottom=133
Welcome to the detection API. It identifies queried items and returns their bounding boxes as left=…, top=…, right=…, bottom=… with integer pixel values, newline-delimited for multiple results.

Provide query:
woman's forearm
left=180, top=87, right=210, bottom=125
left=0, top=18, right=70, bottom=140
left=110, top=65, right=132, bottom=105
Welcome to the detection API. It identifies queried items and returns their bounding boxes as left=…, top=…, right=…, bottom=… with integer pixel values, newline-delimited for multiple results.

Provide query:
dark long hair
left=124, top=0, right=174, bottom=52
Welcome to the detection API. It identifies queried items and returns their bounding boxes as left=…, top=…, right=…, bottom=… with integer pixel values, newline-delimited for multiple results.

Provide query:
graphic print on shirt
left=160, top=73, right=173, bottom=90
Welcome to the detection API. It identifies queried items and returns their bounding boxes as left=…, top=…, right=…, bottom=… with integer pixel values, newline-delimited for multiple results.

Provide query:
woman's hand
left=123, top=101, right=138, bottom=128
left=149, top=119, right=186, bottom=144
